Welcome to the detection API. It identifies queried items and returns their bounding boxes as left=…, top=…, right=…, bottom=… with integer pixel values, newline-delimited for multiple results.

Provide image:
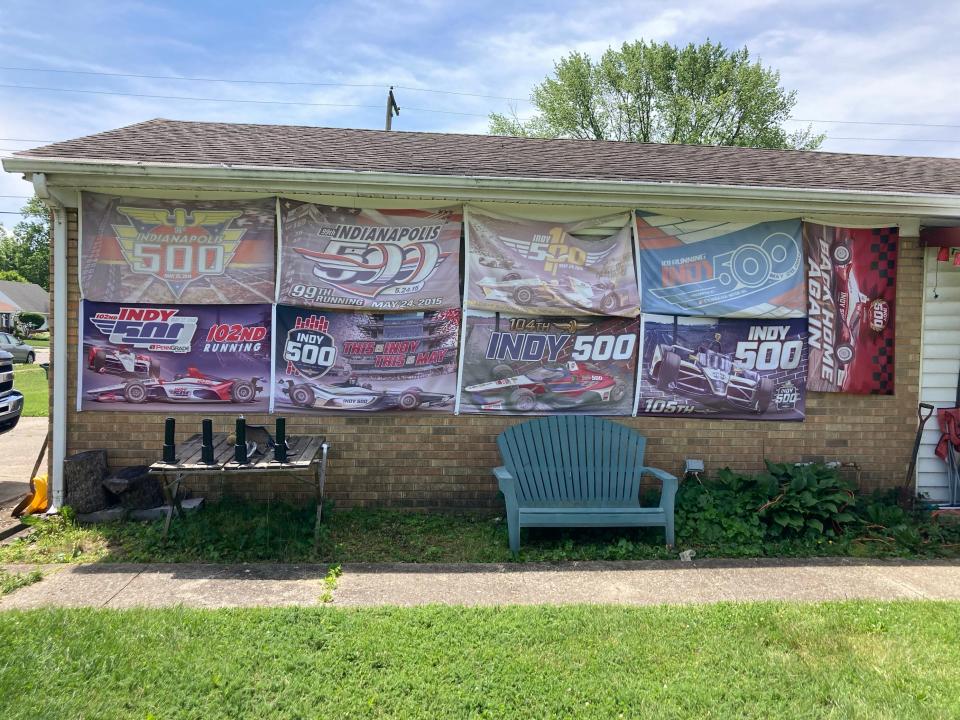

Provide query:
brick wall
left=59, top=208, right=923, bottom=508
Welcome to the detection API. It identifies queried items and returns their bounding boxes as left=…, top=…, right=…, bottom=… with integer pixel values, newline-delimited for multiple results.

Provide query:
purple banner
left=273, top=305, right=460, bottom=413
left=278, top=200, right=462, bottom=310
left=466, top=209, right=639, bottom=317
left=80, top=301, right=272, bottom=412
left=637, top=314, right=807, bottom=420
left=80, top=192, right=276, bottom=304
left=458, top=312, right=638, bottom=415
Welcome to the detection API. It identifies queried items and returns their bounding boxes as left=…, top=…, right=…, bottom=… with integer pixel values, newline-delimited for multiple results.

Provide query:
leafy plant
left=756, top=462, right=856, bottom=539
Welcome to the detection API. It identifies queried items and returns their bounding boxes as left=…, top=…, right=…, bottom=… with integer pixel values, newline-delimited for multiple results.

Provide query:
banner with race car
left=804, top=223, right=898, bottom=394
left=457, top=312, right=638, bottom=415
left=277, top=200, right=462, bottom=311
left=80, top=192, right=276, bottom=304
left=636, top=314, right=808, bottom=420
left=635, top=211, right=805, bottom=318
left=79, top=301, right=272, bottom=412
left=465, top=208, right=640, bottom=317
left=273, top=305, right=460, bottom=413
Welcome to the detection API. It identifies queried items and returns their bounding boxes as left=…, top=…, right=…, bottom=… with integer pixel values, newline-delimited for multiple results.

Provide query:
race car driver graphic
left=465, top=360, right=628, bottom=412
left=828, top=233, right=890, bottom=366
left=650, top=334, right=774, bottom=414
left=87, top=367, right=263, bottom=405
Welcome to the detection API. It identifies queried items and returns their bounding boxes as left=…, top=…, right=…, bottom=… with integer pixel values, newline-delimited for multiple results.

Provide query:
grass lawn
left=0, top=568, right=41, bottom=596
left=13, top=363, right=47, bottom=417
left=22, top=334, right=49, bottom=350
left=1, top=601, right=959, bottom=718
left=3, top=498, right=959, bottom=565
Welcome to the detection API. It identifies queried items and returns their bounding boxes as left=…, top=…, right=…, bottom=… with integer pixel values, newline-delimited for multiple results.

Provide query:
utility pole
left=385, top=86, right=400, bottom=130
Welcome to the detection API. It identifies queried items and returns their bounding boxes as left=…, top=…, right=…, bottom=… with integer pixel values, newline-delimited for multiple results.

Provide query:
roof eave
left=5, top=155, right=960, bottom=219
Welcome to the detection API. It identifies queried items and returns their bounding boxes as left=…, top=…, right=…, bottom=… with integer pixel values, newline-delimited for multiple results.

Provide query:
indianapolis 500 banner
left=466, top=209, right=640, bottom=317
left=636, top=314, right=808, bottom=420
left=278, top=200, right=462, bottom=311
left=458, top=312, right=638, bottom=415
left=273, top=305, right=460, bottom=413
left=804, top=223, right=898, bottom=394
left=79, top=301, right=272, bottom=412
left=635, top=212, right=805, bottom=318
left=80, top=192, right=276, bottom=304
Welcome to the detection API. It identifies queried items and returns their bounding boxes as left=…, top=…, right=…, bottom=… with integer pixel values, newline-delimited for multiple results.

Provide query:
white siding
left=918, top=247, right=960, bottom=502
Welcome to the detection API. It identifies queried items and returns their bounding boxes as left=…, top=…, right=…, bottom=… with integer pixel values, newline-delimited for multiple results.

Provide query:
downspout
left=32, top=173, right=67, bottom=510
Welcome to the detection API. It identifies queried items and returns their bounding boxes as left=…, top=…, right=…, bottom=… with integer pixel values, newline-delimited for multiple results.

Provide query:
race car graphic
left=87, top=346, right=160, bottom=379
left=829, top=234, right=889, bottom=366
left=281, top=377, right=452, bottom=411
left=86, top=367, right=263, bottom=404
left=475, top=274, right=627, bottom=313
left=465, top=361, right=628, bottom=411
left=649, top=339, right=774, bottom=413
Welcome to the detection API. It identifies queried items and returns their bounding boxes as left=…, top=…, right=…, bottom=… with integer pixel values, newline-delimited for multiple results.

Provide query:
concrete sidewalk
left=0, top=416, right=47, bottom=502
left=4, top=558, right=960, bottom=609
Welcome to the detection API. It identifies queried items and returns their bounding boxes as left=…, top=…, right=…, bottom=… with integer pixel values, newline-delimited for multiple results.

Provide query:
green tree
left=0, top=270, right=27, bottom=283
left=0, top=196, right=50, bottom=289
left=490, top=39, right=823, bottom=150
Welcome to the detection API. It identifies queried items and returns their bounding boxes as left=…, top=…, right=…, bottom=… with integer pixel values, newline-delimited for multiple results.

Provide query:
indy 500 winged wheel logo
left=112, top=207, right=246, bottom=298
left=497, top=231, right=618, bottom=276
left=293, top=236, right=450, bottom=299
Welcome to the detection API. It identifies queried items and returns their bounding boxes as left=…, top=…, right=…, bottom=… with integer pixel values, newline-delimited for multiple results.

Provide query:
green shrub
left=757, top=461, right=857, bottom=538
left=676, top=462, right=858, bottom=548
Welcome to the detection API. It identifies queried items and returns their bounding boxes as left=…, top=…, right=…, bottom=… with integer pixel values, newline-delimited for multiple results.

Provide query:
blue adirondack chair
left=493, top=416, right=677, bottom=553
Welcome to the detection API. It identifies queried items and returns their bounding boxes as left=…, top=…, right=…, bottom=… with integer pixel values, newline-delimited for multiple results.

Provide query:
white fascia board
left=6, top=156, right=960, bottom=219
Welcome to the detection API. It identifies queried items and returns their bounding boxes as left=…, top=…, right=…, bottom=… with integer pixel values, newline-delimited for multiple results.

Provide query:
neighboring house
left=4, top=119, right=960, bottom=510
left=0, top=280, right=49, bottom=332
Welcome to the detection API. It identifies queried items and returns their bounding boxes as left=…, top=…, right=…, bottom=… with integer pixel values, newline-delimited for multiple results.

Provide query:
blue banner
left=635, top=213, right=805, bottom=318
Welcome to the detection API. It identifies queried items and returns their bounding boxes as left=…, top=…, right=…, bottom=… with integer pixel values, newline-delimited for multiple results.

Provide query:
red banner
left=804, top=223, right=897, bottom=394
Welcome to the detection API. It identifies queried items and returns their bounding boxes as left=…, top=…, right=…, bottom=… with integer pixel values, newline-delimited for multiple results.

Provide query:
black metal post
left=234, top=417, right=248, bottom=464
left=274, top=417, right=287, bottom=462
left=162, top=417, right=176, bottom=463
left=201, top=418, right=215, bottom=464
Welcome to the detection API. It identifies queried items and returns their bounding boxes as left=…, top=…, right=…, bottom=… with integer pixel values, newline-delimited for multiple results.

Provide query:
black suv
left=0, top=350, right=24, bottom=433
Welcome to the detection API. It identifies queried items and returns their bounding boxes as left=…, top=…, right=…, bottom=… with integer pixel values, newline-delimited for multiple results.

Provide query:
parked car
left=0, top=333, right=35, bottom=364
left=0, top=350, right=24, bottom=433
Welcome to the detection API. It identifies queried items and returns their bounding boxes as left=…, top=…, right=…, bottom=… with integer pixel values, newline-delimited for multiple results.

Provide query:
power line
left=0, top=64, right=529, bottom=102
left=0, top=82, right=490, bottom=117
left=791, top=118, right=960, bottom=130
left=823, top=136, right=960, bottom=144
left=0, top=138, right=57, bottom=143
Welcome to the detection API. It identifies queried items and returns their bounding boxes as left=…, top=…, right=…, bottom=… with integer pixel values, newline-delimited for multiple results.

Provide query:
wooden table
left=149, top=433, right=329, bottom=541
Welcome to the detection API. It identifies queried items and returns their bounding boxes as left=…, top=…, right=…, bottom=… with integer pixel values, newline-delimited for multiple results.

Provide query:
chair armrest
left=640, top=466, right=678, bottom=509
left=493, top=466, right=514, bottom=494
left=639, top=466, right=676, bottom=483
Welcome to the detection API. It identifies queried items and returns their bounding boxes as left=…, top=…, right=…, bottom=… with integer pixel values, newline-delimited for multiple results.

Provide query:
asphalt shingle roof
left=12, top=118, right=960, bottom=196
left=0, top=281, right=49, bottom=314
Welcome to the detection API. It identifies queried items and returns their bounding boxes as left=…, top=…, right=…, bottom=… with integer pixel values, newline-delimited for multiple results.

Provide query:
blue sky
left=1, top=0, right=959, bottom=221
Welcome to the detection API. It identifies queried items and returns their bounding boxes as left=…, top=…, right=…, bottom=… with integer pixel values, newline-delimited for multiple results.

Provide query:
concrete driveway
left=0, top=416, right=47, bottom=503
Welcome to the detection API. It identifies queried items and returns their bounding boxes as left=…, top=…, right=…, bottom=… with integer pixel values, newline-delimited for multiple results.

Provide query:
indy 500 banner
left=458, top=312, right=638, bottom=415
left=636, top=315, right=807, bottom=420
left=466, top=209, right=640, bottom=317
left=80, top=192, right=276, bottom=304
left=79, top=301, right=272, bottom=412
left=804, top=223, right=898, bottom=394
left=278, top=200, right=462, bottom=310
left=635, top=212, right=805, bottom=318
left=273, top=305, right=460, bottom=413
